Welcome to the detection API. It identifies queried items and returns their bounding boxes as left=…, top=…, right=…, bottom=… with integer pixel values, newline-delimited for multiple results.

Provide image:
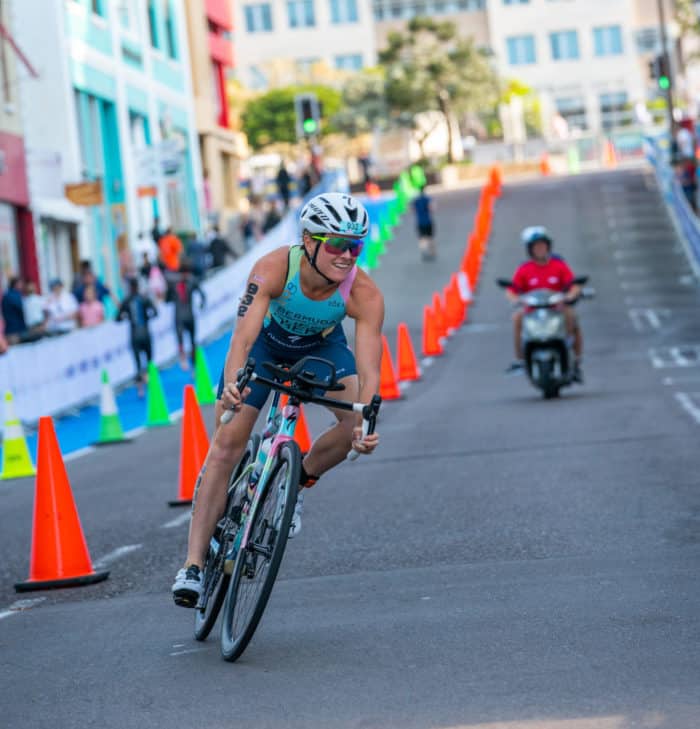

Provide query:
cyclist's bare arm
left=347, top=272, right=384, bottom=452
left=220, top=248, right=287, bottom=413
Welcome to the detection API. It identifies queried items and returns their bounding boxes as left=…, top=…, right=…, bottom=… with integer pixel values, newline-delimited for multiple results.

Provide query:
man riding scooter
left=505, top=226, right=584, bottom=382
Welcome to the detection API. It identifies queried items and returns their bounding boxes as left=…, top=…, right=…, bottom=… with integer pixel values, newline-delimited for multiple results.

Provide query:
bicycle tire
left=220, top=440, right=301, bottom=662
left=194, top=434, right=261, bottom=641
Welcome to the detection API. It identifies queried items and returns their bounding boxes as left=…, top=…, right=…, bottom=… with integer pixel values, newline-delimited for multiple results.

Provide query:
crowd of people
left=0, top=221, right=238, bottom=365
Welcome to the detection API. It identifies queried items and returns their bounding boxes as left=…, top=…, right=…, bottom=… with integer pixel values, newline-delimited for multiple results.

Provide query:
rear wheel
left=220, top=441, right=301, bottom=662
left=193, top=434, right=261, bottom=642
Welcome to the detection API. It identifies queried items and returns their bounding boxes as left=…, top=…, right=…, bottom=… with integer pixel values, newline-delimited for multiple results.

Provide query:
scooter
left=496, top=276, right=593, bottom=399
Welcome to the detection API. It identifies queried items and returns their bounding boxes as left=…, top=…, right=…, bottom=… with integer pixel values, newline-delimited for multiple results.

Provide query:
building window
left=503, top=0, right=529, bottom=5
left=600, top=91, right=630, bottom=130
left=335, top=53, right=363, bottom=71
left=163, top=1, right=178, bottom=59
left=555, top=96, right=587, bottom=131
left=593, top=26, right=623, bottom=57
left=296, top=57, right=320, bottom=75
left=244, top=3, right=273, bottom=31
left=330, top=0, right=358, bottom=23
left=147, top=0, right=160, bottom=48
left=550, top=30, right=579, bottom=61
left=506, top=35, right=536, bottom=65
left=91, top=0, right=105, bottom=16
left=635, top=27, right=659, bottom=54
left=288, top=0, right=315, bottom=28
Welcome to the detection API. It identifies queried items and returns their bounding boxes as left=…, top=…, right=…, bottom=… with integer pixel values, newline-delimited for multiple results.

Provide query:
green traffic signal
left=658, top=76, right=670, bottom=90
left=303, top=118, right=318, bottom=134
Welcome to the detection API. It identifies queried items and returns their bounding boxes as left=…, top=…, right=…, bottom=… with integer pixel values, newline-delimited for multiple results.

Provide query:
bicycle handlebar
left=220, top=358, right=382, bottom=460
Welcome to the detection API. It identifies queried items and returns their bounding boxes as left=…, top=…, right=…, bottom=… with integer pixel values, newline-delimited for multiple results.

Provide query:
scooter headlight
left=523, top=314, right=561, bottom=339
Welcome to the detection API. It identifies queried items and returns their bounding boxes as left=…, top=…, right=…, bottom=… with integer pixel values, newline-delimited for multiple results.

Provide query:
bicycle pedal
left=224, top=558, right=234, bottom=575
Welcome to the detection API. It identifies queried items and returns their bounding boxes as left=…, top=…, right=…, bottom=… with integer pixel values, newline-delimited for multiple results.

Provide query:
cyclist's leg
left=297, top=327, right=359, bottom=481
left=303, top=373, right=359, bottom=480
left=184, top=339, right=274, bottom=569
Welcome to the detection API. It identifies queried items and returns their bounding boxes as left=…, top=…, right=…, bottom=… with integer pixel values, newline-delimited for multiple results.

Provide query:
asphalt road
left=2, top=167, right=700, bottom=729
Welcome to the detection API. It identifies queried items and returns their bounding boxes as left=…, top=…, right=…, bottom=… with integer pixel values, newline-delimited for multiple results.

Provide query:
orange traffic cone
left=379, top=334, right=402, bottom=400
left=489, top=165, right=502, bottom=196
left=169, top=385, right=210, bottom=506
left=539, top=153, right=552, bottom=176
left=603, top=139, right=618, bottom=169
left=396, top=323, right=421, bottom=381
left=422, top=305, right=443, bottom=357
left=444, top=281, right=463, bottom=332
left=15, top=417, right=110, bottom=592
left=279, top=394, right=312, bottom=452
left=432, top=292, right=448, bottom=340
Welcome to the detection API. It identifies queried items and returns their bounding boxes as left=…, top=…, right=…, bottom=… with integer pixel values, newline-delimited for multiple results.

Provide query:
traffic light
left=649, top=54, right=671, bottom=91
left=295, top=93, right=321, bottom=139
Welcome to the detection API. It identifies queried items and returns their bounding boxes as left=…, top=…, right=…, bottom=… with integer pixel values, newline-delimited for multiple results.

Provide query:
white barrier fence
left=0, top=214, right=297, bottom=425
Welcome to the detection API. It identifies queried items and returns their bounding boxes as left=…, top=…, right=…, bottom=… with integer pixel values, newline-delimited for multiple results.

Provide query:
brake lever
left=221, top=358, right=256, bottom=424
left=347, top=395, right=382, bottom=461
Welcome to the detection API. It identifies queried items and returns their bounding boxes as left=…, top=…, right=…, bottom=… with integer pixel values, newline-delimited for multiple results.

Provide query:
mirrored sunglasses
left=312, top=235, right=364, bottom=258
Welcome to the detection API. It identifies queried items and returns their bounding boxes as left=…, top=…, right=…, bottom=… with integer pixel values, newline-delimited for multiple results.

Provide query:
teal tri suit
left=218, top=245, right=358, bottom=409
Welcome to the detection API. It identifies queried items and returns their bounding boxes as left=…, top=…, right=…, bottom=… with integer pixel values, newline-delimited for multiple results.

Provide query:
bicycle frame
left=232, top=389, right=299, bottom=556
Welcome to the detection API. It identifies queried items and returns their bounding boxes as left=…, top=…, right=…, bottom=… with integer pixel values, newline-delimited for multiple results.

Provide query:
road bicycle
left=192, top=355, right=381, bottom=662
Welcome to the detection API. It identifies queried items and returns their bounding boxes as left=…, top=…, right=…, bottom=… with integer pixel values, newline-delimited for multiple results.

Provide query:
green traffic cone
left=364, top=244, right=379, bottom=270
left=146, top=362, right=171, bottom=427
left=94, top=370, right=129, bottom=445
left=567, top=146, right=581, bottom=175
left=194, top=347, right=216, bottom=405
left=410, top=164, right=427, bottom=189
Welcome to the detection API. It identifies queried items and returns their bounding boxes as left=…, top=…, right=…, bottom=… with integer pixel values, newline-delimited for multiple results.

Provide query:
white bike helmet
left=299, top=193, right=369, bottom=283
left=521, top=226, right=552, bottom=251
left=300, top=193, right=370, bottom=238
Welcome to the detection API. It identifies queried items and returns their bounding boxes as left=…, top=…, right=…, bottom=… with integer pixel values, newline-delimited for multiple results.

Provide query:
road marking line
left=93, top=544, right=142, bottom=569
left=162, top=512, right=191, bottom=529
left=170, top=648, right=205, bottom=657
left=649, top=345, right=700, bottom=368
left=675, top=392, right=700, bottom=425
left=0, top=597, right=46, bottom=621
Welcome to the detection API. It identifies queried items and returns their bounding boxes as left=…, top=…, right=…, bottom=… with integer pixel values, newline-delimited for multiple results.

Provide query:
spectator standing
left=676, top=120, right=698, bottom=213
left=158, top=227, right=184, bottom=272
left=276, top=161, right=291, bottom=211
left=261, top=201, right=282, bottom=234
left=79, top=284, right=105, bottom=327
left=23, top=281, right=46, bottom=336
left=165, top=260, right=206, bottom=369
left=45, top=279, right=79, bottom=335
left=118, top=278, right=158, bottom=396
left=151, top=216, right=163, bottom=246
left=72, top=261, right=112, bottom=304
left=1, top=277, right=27, bottom=343
left=208, top=225, right=236, bottom=269
left=240, top=211, right=257, bottom=252
left=412, top=185, right=437, bottom=261
left=0, top=314, right=7, bottom=354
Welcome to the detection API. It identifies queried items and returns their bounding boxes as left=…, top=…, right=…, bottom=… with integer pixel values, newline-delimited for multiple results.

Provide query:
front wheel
left=194, top=434, right=261, bottom=642
left=220, top=441, right=301, bottom=662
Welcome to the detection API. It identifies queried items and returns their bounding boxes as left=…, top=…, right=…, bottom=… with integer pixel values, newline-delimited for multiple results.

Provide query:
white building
left=234, top=0, right=377, bottom=89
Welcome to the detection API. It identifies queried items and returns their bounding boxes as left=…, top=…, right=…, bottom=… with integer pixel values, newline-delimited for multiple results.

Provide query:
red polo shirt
left=510, top=256, right=574, bottom=294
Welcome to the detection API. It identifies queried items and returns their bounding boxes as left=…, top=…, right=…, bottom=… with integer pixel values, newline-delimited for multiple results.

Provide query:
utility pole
left=657, top=0, right=675, bottom=151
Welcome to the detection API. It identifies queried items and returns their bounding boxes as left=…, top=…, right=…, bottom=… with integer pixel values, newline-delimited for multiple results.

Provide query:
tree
left=242, top=85, right=342, bottom=150
left=331, top=69, right=391, bottom=138
left=378, top=17, right=498, bottom=162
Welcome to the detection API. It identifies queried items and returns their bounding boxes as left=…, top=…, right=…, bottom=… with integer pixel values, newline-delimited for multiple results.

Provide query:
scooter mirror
left=581, top=286, right=596, bottom=299
left=572, top=275, right=589, bottom=286
left=496, top=278, right=513, bottom=288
